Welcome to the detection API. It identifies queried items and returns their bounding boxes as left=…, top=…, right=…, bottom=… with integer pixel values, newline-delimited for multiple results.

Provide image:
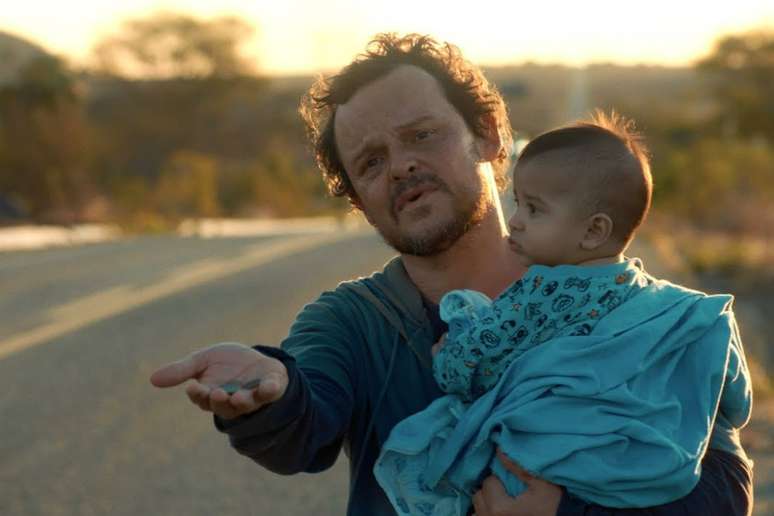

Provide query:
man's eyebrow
left=396, top=115, right=436, bottom=131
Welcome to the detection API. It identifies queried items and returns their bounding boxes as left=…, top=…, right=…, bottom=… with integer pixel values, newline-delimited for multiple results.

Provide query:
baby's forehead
left=513, top=149, right=581, bottom=189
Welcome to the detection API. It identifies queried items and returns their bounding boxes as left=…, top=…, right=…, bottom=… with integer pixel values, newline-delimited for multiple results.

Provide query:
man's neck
left=401, top=212, right=525, bottom=303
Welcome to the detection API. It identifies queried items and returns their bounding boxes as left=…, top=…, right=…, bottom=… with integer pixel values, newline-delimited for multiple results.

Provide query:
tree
left=698, top=30, right=774, bottom=142
left=0, top=55, right=93, bottom=222
left=155, top=150, right=220, bottom=219
left=93, top=12, right=257, bottom=79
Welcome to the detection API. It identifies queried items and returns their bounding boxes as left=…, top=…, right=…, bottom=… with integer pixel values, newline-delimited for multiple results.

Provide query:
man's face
left=507, top=157, right=588, bottom=267
left=334, top=65, right=497, bottom=256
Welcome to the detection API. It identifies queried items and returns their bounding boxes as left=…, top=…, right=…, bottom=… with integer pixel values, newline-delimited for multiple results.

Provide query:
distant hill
left=253, top=64, right=712, bottom=137
left=484, top=63, right=712, bottom=136
left=0, top=30, right=50, bottom=86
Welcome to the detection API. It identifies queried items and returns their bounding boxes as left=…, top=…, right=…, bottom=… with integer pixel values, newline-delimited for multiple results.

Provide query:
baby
left=434, top=111, right=655, bottom=401
left=375, top=112, right=752, bottom=515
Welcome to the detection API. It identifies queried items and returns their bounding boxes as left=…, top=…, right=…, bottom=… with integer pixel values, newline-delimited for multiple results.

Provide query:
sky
left=1, top=0, right=773, bottom=76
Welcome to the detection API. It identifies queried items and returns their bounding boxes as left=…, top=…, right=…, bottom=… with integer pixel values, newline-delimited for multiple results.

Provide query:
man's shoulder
left=293, top=256, right=410, bottom=316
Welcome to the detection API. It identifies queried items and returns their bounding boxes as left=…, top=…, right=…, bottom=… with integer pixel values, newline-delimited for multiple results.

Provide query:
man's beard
left=376, top=173, right=489, bottom=257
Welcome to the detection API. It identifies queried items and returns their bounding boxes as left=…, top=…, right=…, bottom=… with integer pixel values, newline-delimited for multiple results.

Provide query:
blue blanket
left=374, top=279, right=750, bottom=515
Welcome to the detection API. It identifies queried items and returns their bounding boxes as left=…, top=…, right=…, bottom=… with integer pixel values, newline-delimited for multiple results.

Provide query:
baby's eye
left=527, top=203, right=537, bottom=215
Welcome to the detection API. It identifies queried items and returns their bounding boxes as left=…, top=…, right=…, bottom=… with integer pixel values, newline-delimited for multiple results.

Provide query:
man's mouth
left=394, top=183, right=438, bottom=213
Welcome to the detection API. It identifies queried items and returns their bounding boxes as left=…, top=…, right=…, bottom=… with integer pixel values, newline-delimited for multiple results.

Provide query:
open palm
left=150, top=342, right=288, bottom=419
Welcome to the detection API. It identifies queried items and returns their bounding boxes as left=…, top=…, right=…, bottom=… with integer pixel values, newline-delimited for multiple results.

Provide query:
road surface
left=1, top=230, right=770, bottom=515
left=1, top=229, right=392, bottom=516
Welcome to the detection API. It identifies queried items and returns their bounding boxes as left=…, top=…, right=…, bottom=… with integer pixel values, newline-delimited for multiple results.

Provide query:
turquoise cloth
left=434, top=260, right=649, bottom=401
left=374, top=261, right=752, bottom=515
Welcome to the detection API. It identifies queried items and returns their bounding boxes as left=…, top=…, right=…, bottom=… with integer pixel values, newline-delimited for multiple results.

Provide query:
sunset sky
left=1, top=0, right=772, bottom=75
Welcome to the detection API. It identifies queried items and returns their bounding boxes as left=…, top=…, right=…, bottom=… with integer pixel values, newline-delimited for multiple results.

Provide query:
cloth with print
left=373, top=259, right=752, bottom=515
left=434, top=260, right=649, bottom=402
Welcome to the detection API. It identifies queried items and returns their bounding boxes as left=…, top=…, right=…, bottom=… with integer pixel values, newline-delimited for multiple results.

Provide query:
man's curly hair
left=299, top=33, right=513, bottom=205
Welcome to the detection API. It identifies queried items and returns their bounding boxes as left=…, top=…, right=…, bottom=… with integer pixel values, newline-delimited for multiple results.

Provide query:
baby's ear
left=580, top=213, right=613, bottom=250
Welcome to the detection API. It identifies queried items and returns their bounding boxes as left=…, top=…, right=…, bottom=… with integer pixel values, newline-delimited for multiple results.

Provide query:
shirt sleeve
left=555, top=448, right=753, bottom=516
left=213, top=293, right=358, bottom=475
left=718, top=311, right=753, bottom=428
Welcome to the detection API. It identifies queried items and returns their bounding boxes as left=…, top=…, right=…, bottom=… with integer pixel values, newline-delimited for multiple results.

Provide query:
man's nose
left=389, top=149, right=417, bottom=181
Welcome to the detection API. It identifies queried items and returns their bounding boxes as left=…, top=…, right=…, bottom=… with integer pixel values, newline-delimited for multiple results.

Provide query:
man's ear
left=475, top=113, right=503, bottom=163
left=580, top=213, right=613, bottom=250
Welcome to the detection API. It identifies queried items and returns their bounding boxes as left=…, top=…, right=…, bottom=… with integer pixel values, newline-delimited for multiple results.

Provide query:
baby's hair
left=515, top=109, right=652, bottom=248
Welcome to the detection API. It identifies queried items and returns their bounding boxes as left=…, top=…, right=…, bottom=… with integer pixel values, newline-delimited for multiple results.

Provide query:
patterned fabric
left=435, top=259, right=651, bottom=401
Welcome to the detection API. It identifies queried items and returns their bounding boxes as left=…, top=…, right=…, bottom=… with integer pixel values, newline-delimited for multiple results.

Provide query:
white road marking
left=0, top=231, right=364, bottom=360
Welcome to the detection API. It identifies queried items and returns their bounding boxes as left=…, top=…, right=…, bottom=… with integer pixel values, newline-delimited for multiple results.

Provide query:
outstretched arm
left=150, top=292, right=359, bottom=475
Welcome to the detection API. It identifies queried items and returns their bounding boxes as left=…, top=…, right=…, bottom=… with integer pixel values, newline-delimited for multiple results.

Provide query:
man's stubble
left=376, top=173, right=490, bottom=257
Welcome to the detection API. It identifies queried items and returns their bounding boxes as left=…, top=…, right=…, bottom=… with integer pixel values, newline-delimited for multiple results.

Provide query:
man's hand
left=472, top=450, right=562, bottom=516
left=150, top=342, right=288, bottom=420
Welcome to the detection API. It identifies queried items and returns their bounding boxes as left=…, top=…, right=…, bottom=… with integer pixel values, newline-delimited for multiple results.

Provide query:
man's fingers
left=150, top=352, right=207, bottom=388
left=228, top=374, right=283, bottom=412
left=258, top=373, right=285, bottom=403
left=472, top=475, right=509, bottom=516
left=185, top=382, right=212, bottom=412
left=497, top=448, right=533, bottom=484
left=210, top=388, right=235, bottom=414
left=472, top=488, right=488, bottom=515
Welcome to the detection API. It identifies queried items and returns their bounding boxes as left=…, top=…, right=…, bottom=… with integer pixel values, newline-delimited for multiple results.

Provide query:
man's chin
left=380, top=219, right=467, bottom=257
left=380, top=191, right=486, bottom=256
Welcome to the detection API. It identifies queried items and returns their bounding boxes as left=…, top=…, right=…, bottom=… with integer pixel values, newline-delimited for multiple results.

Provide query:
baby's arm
left=434, top=288, right=524, bottom=400
left=433, top=330, right=478, bottom=400
left=434, top=290, right=498, bottom=400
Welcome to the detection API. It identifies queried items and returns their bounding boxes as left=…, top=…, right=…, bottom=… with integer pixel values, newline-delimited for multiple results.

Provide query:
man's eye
left=365, top=156, right=383, bottom=170
left=415, top=129, right=435, bottom=141
left=527, top=203, right=537, bottom=214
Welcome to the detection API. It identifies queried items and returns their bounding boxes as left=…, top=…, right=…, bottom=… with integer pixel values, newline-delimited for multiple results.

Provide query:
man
left=151, top=34, right=753, bottom=515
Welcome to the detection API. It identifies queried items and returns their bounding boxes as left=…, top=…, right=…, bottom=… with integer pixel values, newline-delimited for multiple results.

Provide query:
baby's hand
left=431, top=333, right=447, bottom=356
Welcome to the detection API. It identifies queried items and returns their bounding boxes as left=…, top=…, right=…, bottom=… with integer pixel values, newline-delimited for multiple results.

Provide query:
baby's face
left=507, top=158, right=589, bottom=267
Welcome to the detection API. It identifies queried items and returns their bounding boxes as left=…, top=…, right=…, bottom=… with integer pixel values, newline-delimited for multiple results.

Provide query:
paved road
left=0, top=229, right=394, bottom=516
left=2, top=232, right=770, bottom=515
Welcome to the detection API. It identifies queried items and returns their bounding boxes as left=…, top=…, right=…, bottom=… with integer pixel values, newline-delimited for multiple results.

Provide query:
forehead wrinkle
left=334, top=65, right=456, bottom=171
left=340, top=112, right=441, bottom=167
left=395, top=114, right=437, bottom=131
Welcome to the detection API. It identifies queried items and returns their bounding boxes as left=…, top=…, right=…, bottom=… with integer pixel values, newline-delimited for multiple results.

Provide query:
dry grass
left=640, top=213, right=774, bottom=282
